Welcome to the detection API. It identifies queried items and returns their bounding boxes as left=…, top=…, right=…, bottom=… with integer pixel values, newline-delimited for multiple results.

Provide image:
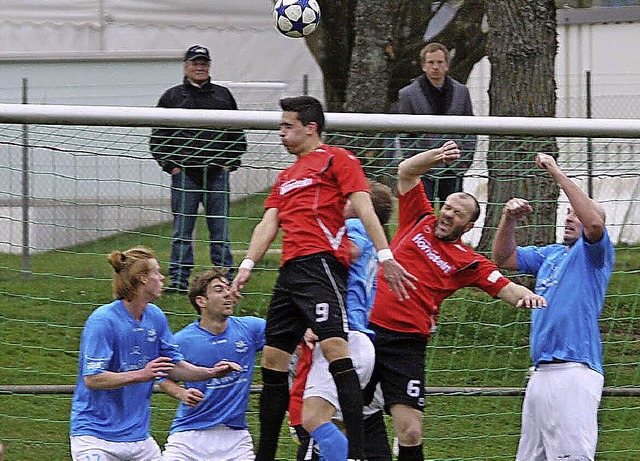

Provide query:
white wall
left=0, top=1, right=318, bottom=253
left=459, top=8, right=640, bottom=247
left=0, top=3, right=638, bottom=251
left=0, top=0, right=325, bottom=102
left=464, top=7, right=640, bottom=119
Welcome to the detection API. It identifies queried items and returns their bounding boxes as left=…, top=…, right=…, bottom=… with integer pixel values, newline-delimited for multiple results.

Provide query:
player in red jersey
left=365, top=140, right=547, bottom=461
left=232, top=96, right=416, bottom=461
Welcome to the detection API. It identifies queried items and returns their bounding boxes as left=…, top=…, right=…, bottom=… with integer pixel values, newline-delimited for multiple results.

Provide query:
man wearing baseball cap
left=150, top=45, right=247, bottom=293
left=184, top=44, right=211, bottom=61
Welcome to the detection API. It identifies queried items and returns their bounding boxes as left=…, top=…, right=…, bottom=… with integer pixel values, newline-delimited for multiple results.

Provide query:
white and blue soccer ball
left=273, top=0, right=321, bottom=38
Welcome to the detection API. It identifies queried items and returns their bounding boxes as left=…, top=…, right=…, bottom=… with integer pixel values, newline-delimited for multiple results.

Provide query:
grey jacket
left=397, top=75, right=476, bottom=176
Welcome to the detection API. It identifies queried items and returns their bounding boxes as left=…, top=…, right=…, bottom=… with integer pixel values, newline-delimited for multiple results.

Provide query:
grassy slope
left=0, top=194, right=638, bottom=460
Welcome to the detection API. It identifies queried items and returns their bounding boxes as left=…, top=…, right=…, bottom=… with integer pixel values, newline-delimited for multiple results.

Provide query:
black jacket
left=150, top=77, right=247, bottom=185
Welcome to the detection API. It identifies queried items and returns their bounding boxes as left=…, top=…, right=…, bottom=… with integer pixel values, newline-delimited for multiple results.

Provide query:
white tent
left=1, top=3, right=638, bottom=249
left=0, top=0, right=324, bottom=102
left=0, top=1, right=327, bottom=252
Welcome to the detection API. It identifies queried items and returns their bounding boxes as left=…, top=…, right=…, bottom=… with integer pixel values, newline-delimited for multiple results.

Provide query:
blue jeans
left=169, top=170, right=233, bottom=287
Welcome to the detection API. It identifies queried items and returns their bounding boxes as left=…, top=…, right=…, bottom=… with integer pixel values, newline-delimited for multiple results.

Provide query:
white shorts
left=303, top=330, right=375, bottom=419
left=162, top=425, right=255, bottom=461
left=363, top=382, right=385, bottom=418
left=516, top=362, right=604, bottom=461
left=70, top=435, right=161, bottom=461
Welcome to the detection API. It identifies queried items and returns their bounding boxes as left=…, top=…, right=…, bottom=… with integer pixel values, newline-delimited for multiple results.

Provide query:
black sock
left=294, top=424, right=320, bottom=461
left=363, top=410, right=392, bottom=461
left=329, top=357, right=364, bottom=460
left=398, top=443, right=424, bottom=461
left=256, top=368, right=289, bottom=461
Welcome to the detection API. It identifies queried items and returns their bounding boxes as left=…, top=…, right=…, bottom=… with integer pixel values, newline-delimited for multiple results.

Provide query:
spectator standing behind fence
left=231, top=95, right=416, bottom=461
left=160, top=268, right=265, bottom=461
left=69, top=246, right=240, bottom=461
left=150, top=44, right=247, bottom=293
left=365, top=141, right=547, bottom=461
left=397, top=42, right=476, bottom=206
left=492, top=153, right=615, bottom=461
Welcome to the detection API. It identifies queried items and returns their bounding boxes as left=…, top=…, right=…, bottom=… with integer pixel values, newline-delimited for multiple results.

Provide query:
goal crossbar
left=2, top=103, right=640, bottom=137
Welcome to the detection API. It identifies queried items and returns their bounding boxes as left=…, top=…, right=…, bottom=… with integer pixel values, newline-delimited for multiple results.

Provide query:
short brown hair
left=188, top=268, right=230, bottom=315
left=420, top=42, right=449, bottom=64
left=279, top=95, right=325, bottom=134
left=108, top=246, right=156, bottom=301
left=369, top=180, right=394, bottom=226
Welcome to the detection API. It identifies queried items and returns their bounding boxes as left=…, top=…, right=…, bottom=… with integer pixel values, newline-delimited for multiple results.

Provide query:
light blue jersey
left=169, top=316, right=266, bottom=434
left=517, top=228, right=615, bottom=375
left=345, top=218, right=377, bottom=339
left=70, top=300, right=183, bottom=442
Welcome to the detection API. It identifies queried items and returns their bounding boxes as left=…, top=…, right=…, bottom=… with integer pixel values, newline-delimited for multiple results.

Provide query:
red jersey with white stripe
left=265, top=144, right=369, bottom=267
left=368, top=182, right=510, bottom=339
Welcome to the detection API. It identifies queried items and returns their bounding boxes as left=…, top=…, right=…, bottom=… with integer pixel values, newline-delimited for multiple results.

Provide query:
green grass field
left=0, top=193, right=639, bottom=460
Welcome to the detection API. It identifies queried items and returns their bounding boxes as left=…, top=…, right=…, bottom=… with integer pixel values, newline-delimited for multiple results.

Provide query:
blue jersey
left=517, top=228, right=615, bottom=375
left=345, top=218, right=377, bottom=339
left=70, top=300, right=183, bottom=442
left=169, top=316, right=266, bottom=434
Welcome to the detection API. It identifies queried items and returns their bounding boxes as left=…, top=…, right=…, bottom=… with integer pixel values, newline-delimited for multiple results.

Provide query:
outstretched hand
left=516, top=293, right=547, bottom=309
left=231, top=269, right=251, bottom=300
left=210, top=360, right=242, bottom=378
left=381, top=258, right=418, bottom=301
left=141, top=356, right=175, bottom=381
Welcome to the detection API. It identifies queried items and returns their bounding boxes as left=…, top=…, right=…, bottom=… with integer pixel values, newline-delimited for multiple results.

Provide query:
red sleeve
left=398, top=181, right=434, bottom=231
left=264, top=175, right=282, bottom=211
left=329, top=147, right=370, bottom=197
left=464, top=258, right=511, bottom=298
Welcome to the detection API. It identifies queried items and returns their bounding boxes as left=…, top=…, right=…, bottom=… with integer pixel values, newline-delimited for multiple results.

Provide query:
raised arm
left=492, top=198, right=533, bottom=270
left=349, top=191, right=417, bottom=300
left=396, top=141, right=460, bottom=195
left=536, top=153, right=605, bottom=242
left=232, top=207, right=280, bottom=295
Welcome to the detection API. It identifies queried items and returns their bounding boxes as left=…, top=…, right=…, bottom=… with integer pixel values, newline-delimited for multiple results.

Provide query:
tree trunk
left=344, top=0, right=394, bottom=113
left=307, top=0, right=487, bottom=111
left=307, top=0, right=356, bottom=111
left=385, top=1, right=433, bottom=106
left=477, top=0, right=560, bottom=255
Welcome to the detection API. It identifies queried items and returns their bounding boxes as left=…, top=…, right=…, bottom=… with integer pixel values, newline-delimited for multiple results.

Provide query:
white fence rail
left=0, top=104, right=638, bottom=253
left=2, top=103, right=640, bottom=136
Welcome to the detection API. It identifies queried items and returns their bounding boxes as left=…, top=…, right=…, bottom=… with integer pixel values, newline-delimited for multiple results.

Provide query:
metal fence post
left=586, top=70, right=593, bottom=198
left=21, top=78, right=30, bottom=280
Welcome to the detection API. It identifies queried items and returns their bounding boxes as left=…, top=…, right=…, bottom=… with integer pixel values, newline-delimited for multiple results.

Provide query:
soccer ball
left=273, top=0, right=321, bottom=38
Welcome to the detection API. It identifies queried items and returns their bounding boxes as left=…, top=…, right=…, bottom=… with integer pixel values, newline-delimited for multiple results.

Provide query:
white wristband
left=239, top=258, right=255, bottom=270
left=377, top=248, right=394, bottom=262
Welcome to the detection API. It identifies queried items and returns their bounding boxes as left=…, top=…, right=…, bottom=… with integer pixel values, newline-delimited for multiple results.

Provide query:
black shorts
left=367, top=322, right=428, bottom=413
left=265, top=252, right=349, bottom=354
